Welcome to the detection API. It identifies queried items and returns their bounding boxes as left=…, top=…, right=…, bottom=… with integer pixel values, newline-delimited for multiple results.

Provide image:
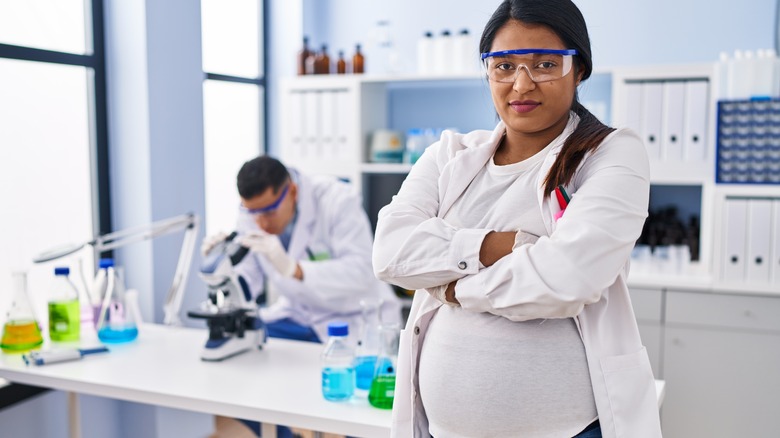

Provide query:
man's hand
left=238, top=232, right=298, bottom=278
left=201, top=231, right=229, bottom=256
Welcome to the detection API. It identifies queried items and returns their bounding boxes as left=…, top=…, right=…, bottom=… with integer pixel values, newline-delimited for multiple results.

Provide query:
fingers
left=201, top=231, right=229, bottom=256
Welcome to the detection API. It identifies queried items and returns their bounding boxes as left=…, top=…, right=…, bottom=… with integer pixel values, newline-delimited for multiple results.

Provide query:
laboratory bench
left=0, top=323, right=665, bottom=438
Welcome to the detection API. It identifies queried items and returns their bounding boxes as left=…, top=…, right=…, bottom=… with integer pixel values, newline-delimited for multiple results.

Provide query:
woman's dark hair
left=480, top=0, right=615, bottom=195
left=236, top=156, right=290, bottom=199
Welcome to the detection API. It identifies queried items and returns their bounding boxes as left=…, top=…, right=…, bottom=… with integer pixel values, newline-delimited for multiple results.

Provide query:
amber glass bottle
left=297, top=36, right=311, bottom=75
left=337, top=51, right=347, bottom=74
left=352, top=44, right=364, bottom=74
left=315, top=44, right=331, bottom=74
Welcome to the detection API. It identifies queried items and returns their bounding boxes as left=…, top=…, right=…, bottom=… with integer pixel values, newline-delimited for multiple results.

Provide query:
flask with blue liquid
left=95, top=260, right=138, bottom=343
left=321, top=321, right=355, bottom=401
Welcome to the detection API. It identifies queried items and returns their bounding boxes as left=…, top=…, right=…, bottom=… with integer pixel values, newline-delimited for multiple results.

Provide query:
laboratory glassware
left=352, top=44, right=364, bottom=74
left=297, top=36, right=311, bottom=76
left=96, top=263, right=139, bottom=343
left=321, top=321, right=355, bottom=401
left=337, top=50, right=347, bottom=74
left=48, top=267, right=81, bottom=342
left=368, top=323, right=400, bottom=409
left=314, top=44, right=330, bottom=75
left=91, top=258, right=115, bottom=325
left=1, top=271, right=44, bottom=353
left=354, top=297, right=383, bottom=395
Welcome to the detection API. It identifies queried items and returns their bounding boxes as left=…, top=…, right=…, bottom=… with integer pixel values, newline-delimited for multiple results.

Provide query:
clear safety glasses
left=481, top=49, right=578, bottom=83
left=239, top=183, right=290, bottom=217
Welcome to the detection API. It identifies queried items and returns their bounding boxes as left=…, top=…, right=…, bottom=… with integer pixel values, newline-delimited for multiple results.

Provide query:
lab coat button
left=414, top=326, right=420, bottom=335
left=458, top=261, right=467, bottom=270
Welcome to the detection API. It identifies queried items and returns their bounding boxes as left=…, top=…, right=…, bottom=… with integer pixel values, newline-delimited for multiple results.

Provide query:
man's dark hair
left=236, top=156, right=290, bottom=199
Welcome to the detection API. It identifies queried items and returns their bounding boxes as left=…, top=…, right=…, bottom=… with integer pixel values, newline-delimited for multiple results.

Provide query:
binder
left=722, top=198, right=748, bottom=283
left=640, top=82, right=664, bottom=160
left=746, top=199, right=772, bottom=283
left=772, top=200, right=780, bottom=285
left=684, top=80, right=709, bottom=162
left=303, top=91, right=320, bottom=160
left=661, top=81, right=686, bottom=162
left=320, top=91, right=336, bottom=160
left=624, top=82, right=643, bottom=135
left=289, top=91, right=306, bottom=162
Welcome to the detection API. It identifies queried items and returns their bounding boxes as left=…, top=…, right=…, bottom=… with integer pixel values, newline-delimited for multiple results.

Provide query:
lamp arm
left=93, top=214, right=197, bottom=253
left=163, top=216, right=200, bottom=326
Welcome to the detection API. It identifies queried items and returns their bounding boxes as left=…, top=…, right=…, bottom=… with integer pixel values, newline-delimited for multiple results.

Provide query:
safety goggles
left=239, top=183, right=290, bottom=217
left=481, top=49, right=578, bottom=83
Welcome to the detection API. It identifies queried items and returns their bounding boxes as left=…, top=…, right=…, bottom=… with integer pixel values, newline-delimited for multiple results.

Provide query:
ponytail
left=542, top=100, right=615, bottom=195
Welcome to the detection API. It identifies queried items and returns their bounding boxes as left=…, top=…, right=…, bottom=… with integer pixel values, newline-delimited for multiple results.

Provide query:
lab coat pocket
left=600, top=347, right=661, bottom=438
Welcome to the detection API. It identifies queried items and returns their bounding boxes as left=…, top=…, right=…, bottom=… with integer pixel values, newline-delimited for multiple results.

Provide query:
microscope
left=188, top=232, right=267, bottom=361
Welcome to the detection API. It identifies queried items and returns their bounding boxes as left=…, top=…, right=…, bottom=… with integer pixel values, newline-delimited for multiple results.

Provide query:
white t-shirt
left=418, top=142, right=597, bottom=437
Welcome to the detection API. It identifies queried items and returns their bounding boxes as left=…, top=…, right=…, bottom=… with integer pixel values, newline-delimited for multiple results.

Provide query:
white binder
left=640, top=82, right=664, bottom=160
left=683, top=80, right=709, bottom=162
left=746, top=199, right=772, bottom=283
left=624, top=82, right=643, bottom=135
left=320, top=90, right=336, bottom=160
left=723, top=198, right=748, bottom=283
left=772, top=200, right=780, bottom=285
left=661, top=81, right=686, bottom=162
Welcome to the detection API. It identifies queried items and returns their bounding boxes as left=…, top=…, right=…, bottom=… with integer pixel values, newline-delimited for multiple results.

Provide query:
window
left=0, top=0, right=108, bottom=365
left=201, top=0, right=267, bottom=234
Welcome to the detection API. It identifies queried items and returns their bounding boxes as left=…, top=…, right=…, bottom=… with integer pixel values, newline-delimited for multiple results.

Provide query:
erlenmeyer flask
left=355, top=297, right=383, bottom=395
left=96, top=265, right=138, bottom=343
left=368, top=323, right=400, bottom=409
left=1, top=271, right=44, bottom=353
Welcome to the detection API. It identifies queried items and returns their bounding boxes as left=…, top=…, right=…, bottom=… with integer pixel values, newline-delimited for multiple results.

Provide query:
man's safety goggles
left=239, top=183, right=290, bottom=217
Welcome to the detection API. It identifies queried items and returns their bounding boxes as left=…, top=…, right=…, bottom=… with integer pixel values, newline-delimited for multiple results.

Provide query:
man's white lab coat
left=373, top=116, right=662, bottom=438
left=236, top=171, right=400, bottom=341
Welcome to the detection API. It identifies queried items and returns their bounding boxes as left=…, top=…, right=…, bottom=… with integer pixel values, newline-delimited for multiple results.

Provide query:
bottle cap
left=99, top=258, right=115, bottom=268
left=54, top=267, right=70, bottom=276
left=327, top=322, right=349, bottom=337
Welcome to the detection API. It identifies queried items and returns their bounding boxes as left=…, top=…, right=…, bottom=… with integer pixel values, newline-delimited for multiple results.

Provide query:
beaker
left=1, top=271, right=43, bottom=353
left=368, top=323, right=400, bottom=409
left=355, top=297, right=383, bottom=394
left=96, top=264, right=138, bottom=343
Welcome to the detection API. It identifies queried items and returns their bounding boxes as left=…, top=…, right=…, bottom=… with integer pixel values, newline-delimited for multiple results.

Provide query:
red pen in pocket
left=554, top=185, right=570, bottom=221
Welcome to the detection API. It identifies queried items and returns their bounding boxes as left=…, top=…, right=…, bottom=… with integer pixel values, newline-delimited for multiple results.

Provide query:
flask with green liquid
left=368, top=324, right=400, bottom=409
left=1, top=271, right=43, bottom=353
left=48, top=267, right=80, bottom=342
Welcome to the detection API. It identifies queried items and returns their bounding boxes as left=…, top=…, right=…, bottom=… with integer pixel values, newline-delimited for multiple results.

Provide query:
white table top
left=0, top=324, right=665, bottom=437
left=0, top=324, right=391, bottom=438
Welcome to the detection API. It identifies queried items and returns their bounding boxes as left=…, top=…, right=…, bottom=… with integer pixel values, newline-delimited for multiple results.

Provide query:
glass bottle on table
left=315, top=44, right=330, bottom=74
left=48, top=266, right=81, bottom=342
left=321, top=321, right=355, bottom=401
left=1, top=271, right=44, bottom=353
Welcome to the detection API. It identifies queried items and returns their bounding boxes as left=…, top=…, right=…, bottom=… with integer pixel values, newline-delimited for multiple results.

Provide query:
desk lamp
left=32, top=213, right=199, bottom=326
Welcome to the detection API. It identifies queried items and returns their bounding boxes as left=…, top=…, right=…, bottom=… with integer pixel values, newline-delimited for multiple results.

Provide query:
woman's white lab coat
left=373, top=116, right=662, bottom=438
left=236, top=171, right=400, bottom=341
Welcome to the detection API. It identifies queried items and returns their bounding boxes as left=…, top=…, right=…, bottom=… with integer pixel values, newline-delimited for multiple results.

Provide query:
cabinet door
left=629, top=287, right=664, bottom=377
left=662, top=326, right=780, bottom=437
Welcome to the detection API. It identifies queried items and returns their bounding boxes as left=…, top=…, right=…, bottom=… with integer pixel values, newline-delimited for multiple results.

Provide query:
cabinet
left=662, top=290, right=780, bottom=438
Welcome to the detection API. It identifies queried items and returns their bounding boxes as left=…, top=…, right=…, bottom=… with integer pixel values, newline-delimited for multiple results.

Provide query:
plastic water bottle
left=48, top=267, right=81, bottom=342
left=417, top=31, right=434, bottom=75
left=321, top=322, right=355, bottom=401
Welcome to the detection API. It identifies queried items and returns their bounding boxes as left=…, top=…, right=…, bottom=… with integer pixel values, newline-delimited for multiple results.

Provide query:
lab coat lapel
left=288, top=171, right=316, bottom=259
left=437, top=124, right=506, bottom=218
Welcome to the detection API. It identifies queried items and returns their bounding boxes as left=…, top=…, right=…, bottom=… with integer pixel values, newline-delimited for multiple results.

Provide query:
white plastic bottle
left=727, top=49, right=743, bottom=99
left=754, top=49, right=776, bottom=98
left=417, top=31, right=434, bottom=75
left=433, top=30, right=452, bottom=75
left=768, top=48, right=780, bottom=96
left=453, top=29, right=475, bottom=74
left=321, top=321, right=355, bottom=401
